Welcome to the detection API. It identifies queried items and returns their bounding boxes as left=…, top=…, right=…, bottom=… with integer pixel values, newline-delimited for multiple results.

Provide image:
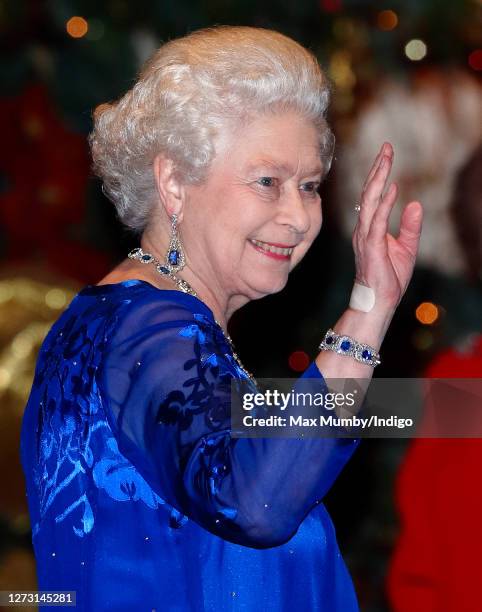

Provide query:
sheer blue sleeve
left=100, top=293, right=360, bottom=549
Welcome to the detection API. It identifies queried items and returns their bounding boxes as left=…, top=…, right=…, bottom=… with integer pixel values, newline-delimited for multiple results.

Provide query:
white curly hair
left=88, top=25, right=334, bottom=234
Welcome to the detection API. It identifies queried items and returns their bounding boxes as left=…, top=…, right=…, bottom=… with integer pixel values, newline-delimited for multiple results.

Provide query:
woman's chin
left=246, top=274, right=289, bottom=299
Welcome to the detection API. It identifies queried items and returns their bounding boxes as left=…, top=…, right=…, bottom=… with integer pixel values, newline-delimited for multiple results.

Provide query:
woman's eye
left=257, top=177, right=275, bottom=188
left=301, top=182, right=320, bottom=194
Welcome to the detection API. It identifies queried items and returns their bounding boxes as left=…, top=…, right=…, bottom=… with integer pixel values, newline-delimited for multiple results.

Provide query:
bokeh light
left=288, top=350, right=310, bottom=372
left=66, top=16, right=88, bottom=39
left=11, top=335, right=33, bottom=359
left=405, top=39, right=427, bottom=61
left=0, top=367, right=11, bottom=390
left=332, top=17, right=356, bottom=40
left=468, top=49, right=482, bottom=71
left=329, top=50, right=356, bottom=89
left=415, top=302, right=439, bottom=325
left=45, top=288, right=67, bottom=310
left=377, top=10, right=398, bottom=31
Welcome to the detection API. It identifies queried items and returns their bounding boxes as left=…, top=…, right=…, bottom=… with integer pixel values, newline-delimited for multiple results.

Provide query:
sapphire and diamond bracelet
left=319, top=329, right=381, bottom=368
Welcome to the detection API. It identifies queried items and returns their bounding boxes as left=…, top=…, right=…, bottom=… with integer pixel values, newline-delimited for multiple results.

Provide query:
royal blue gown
left=20, top=279, right=360, bottom=611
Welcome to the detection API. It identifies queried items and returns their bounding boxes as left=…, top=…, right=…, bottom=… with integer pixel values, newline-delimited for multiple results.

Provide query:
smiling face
left=180, top=110, right=325, bottom=308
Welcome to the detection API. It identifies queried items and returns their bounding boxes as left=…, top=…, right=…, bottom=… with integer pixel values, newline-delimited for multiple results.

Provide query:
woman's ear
left=152, top=154, right=185, bottom=222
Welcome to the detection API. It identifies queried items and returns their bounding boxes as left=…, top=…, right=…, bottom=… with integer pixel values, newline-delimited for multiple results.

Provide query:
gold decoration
left=0, top=277, right=77, bottom=521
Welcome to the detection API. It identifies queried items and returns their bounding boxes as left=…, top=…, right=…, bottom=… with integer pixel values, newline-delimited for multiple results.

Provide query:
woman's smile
left=248, top=238, right=295, bottom=260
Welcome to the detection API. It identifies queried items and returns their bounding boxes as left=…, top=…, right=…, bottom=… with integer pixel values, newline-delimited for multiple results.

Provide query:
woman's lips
left=248, top=239, right=294, bottom=260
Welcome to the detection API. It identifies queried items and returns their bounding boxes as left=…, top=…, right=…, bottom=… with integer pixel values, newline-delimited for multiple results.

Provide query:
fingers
left=362, top=142, right=393, bottom=192
left=358, top=149, right=394, bottom=234
left=397, top=201, right=424, bottom=259
left=367, top=182, right=398, bottom=243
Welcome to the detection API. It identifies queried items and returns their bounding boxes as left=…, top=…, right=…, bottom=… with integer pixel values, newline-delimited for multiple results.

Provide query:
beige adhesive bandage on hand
left=349, top=282, right=376, bottom=312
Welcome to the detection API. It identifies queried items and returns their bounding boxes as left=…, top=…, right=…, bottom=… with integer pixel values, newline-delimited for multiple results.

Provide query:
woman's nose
left=277, top=189, right=311, bottom=235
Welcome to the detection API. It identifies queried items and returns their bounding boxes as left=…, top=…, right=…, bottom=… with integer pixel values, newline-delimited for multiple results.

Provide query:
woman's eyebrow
left=247, top=159, right=323, bottom=177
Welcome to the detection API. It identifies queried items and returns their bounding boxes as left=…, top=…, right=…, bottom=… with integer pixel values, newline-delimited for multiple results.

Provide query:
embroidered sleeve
left=100, top=295, right=359, bottom=548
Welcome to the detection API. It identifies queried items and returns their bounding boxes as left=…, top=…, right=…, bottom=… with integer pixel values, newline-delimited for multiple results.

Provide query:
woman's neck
left=140, top=232, right=234, bottom=332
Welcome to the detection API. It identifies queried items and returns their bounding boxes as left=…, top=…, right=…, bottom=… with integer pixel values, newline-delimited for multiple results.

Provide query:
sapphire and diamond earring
left=164, top=213, right=185, bottom=273
left=128, top=213, right=186, bottom=276
left=128, top=213, right=193, bottom=294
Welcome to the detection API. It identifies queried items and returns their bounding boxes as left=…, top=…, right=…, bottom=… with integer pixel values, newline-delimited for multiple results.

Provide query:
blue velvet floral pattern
left=154, top=312, right=254, bottom=533
left=156, top=313, right=247, bottom=431
left=30, top=296, right=170, bottom=538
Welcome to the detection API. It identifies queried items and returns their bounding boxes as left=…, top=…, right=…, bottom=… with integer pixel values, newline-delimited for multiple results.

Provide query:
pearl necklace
left=128, top=248, right=256, bottom=384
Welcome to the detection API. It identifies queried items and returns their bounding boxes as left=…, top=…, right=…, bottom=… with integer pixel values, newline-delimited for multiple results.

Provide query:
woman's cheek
left=292, top=242, right=309, bottom=267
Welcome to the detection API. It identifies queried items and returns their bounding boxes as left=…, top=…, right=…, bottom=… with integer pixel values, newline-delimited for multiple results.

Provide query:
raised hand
left=352, top=142, right=423, bottom=311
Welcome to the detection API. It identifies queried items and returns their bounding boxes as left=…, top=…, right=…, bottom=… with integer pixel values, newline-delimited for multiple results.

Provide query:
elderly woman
left=20, top=26, right=422, bottom=611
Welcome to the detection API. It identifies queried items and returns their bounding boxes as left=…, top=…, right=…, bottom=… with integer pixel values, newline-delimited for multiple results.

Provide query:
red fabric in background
left=387, top=335, right=482, bottom=612
left=0, top=83, right=110, bottom=284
